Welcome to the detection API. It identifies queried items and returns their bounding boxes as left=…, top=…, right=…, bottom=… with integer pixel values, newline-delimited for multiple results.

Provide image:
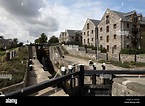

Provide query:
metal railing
left=4, top=64, right=145, bottom=96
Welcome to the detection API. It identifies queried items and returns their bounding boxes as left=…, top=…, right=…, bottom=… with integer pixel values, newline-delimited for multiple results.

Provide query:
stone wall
left=0, top=66, right=28, bottom=95
left=65, top=45, right=96, bottom=60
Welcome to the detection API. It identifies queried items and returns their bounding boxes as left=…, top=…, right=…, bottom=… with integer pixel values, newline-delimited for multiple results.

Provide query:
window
left=84, top=39, right=86, bottom=44
left=106, top=15, right=110, bottom=24
left=100, top=27, right=102, bottom=32
left=107, top=36, right=109, bottom=42
left=114, top=45, right=117, bottom=48
left=113, top=24, right=117, bottom=29
left=100, top=36, right=103, bottom=40
left=126, top=35, right=129, bottom=39
left=92, top=30, right=93, bottom=34
left=84, top=32, right=85, bottom=35
left=114, top=34, right=117, bottom=39
left=92, top=38, right=93, bottom=41
left=87, top=38, right=89, bottom=44
left=127, top=45, right=129, bottom=48
left=87, top=23, right=89, bottom=29
left=87, top=31, right=89, bottom=36
left=107, top=45, right=109, bottom=52
left=127, top=23, right=129, bottom=28
left=106, top=26, right=109, bottom=32
left=100, top=45, right=102, bottom=50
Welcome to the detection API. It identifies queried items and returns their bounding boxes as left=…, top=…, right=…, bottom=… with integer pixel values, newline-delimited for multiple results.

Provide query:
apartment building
left=82, top=18, right=100, bottom=47
left=98, top=8, right=145, bottom=54
left=59, top=29, right=82, bottom=44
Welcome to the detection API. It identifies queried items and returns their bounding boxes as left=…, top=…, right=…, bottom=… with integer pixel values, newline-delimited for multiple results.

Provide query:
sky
left=0, top=0, right=145, bottom=43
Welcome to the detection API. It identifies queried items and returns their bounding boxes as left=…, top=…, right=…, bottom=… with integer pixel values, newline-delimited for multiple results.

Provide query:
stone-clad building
left=59, top=32, right=66, bottom=43
left=82, top=18, right=100, bottom=47
left=98, top=8, right=145, bottom=54
left=59, top=29, right=82, bottom=44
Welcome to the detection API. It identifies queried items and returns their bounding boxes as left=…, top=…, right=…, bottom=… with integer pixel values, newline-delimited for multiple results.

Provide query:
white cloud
left=0, top=0, right=106, bottom=43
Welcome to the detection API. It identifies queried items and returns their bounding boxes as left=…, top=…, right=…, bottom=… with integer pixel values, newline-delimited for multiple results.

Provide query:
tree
left=0, top=36, right=4, bottom=39
left=13, top=38, right=18, bottom=47
left=13, top=38, right=18, bottom=44
left=48, top=36, right=59, bottom=44
left=34, top=38, right=40, bottom=44
left=34, top=33, right=48, bottom=44
left=18, top=42, right=23, bottom=47
left=39, top=33, right=48, bottom=44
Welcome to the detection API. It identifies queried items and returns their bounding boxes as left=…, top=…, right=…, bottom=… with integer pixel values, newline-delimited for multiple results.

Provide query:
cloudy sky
left=0, top=0, right=145, bottom=43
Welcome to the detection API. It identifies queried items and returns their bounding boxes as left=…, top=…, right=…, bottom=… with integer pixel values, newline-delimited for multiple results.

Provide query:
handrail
left=4, top=68, right=145, bottom=96
left=5, top=71, right=80, bottom=96
left=84, top=70, right=145, bottom=76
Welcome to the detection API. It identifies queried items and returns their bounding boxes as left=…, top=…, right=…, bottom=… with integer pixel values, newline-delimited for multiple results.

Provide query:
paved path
left=27, top=46, right=69, bottom=96
left=62, top=55, right=145, bottom=85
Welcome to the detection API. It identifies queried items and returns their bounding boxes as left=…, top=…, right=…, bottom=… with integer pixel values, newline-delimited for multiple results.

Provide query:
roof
left=89, top=19, right=100, bottom=26
left=111, top=10, right=132, bottom=22
left=66, top=30, right=77, bottom=36
left=124, top=10, right=136, bottom=16
left=111, top=9, right=145, bottom=25
left=66, top=29, right=82, bottom=36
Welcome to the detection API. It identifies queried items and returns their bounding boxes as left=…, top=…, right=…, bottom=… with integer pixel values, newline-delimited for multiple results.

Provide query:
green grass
left=98, top=60, right=145, bottom=68
left=0, top=51, right=6, bottom=56
left=0, top=47, right=28, bottom=89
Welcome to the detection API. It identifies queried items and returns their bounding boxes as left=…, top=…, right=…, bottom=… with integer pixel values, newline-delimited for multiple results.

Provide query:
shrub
left=120, top=48, right=145, bottom=54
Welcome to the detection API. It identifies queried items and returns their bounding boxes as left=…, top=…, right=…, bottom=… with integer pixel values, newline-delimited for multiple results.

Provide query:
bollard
left=29, top=64, right=33, bottom=71
left=68, top=65, right=73, bottom=89
left=68, top=65, right=73, bottom=73
left=61, top=66, right=66, bottom=92
left=33, top=56, right=36, bottom=59
left=61, top=66, right=66, bottom=76
left=92, top=63, right=97, bottom=85
left=101, top=63, right=106, bottom=85
left=88, top=60, right=93, bottom=66
left=29, top=59, right=32, bottom=64
left=102, top=63, right=106, bottom=70
left=93, top=63, right=96, bottom=70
